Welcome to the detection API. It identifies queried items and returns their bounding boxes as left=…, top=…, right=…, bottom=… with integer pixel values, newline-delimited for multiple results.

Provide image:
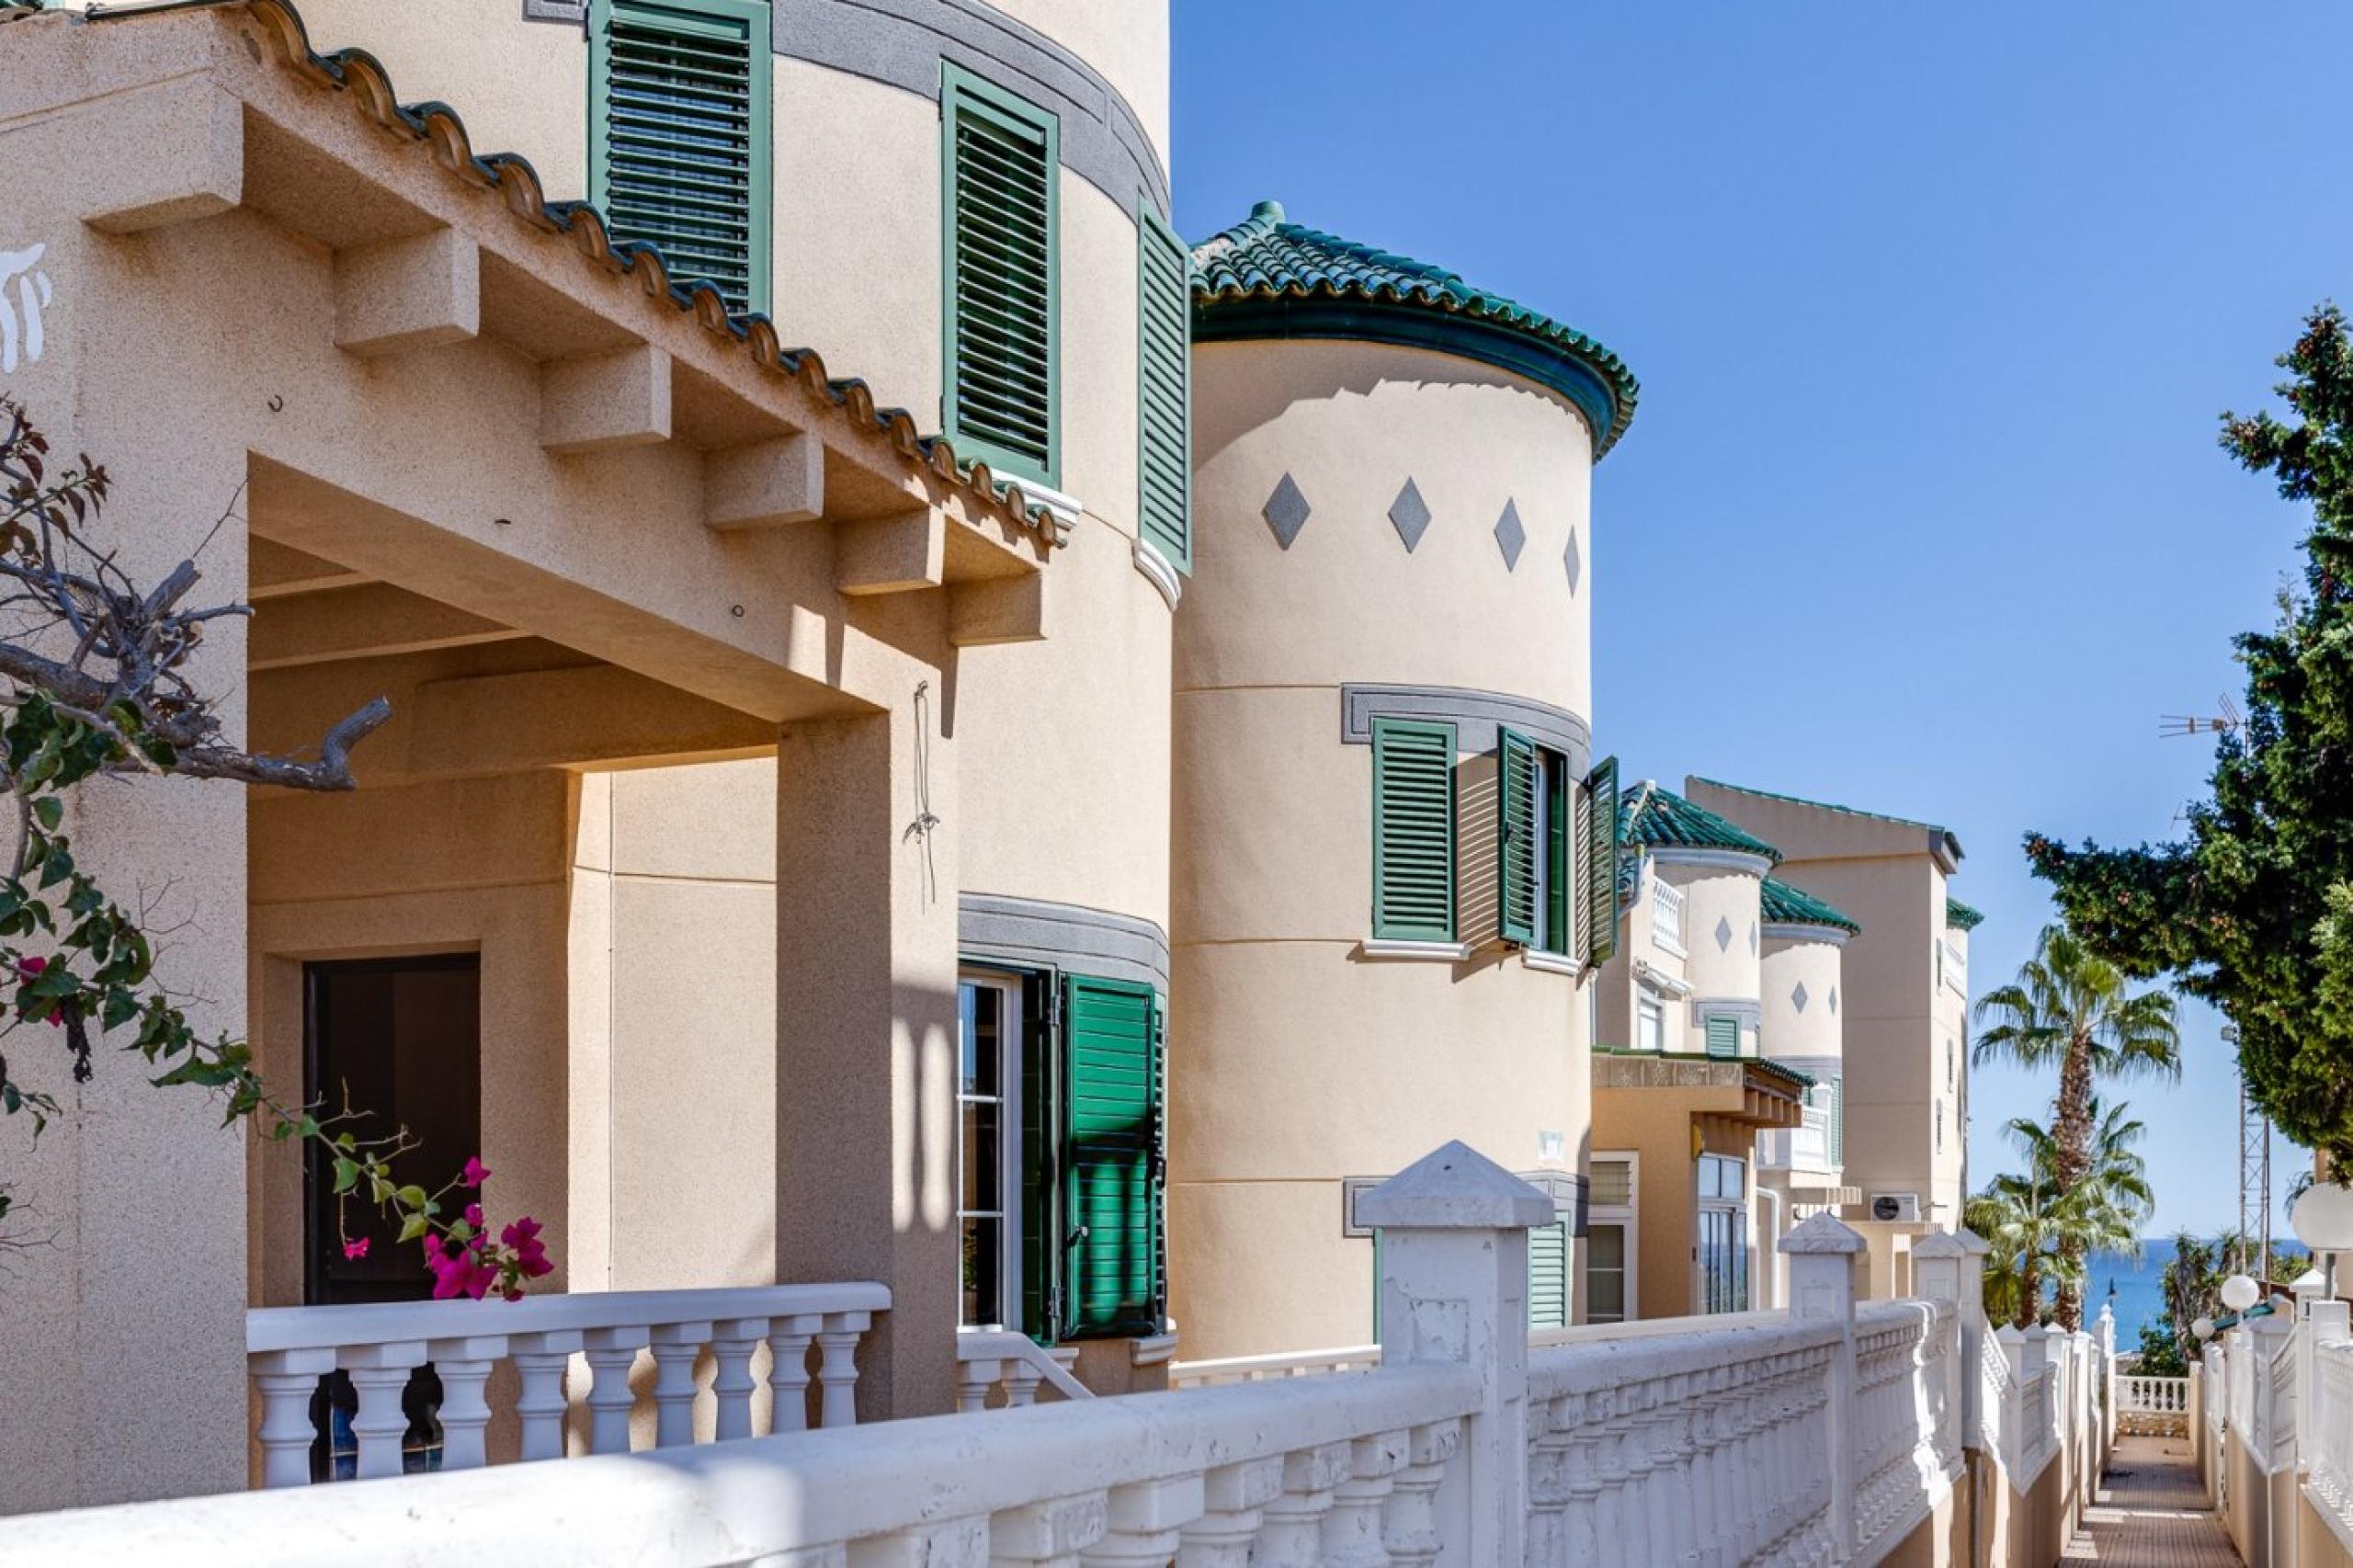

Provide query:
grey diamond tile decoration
left=1749, top=922, right=1758, bottom=955
left=1564, top=526, right=1583, bottom=594
left=1830, top=986, right=1839, bottom=1016
left=1263, top=472, right=1312, bottom=550
left=1714, top=915, right=1733, bottom=953
left=1389, top=478, right=1432, bottom=552
left=1792, top=981, right=1810, bottom=1015
left=1493, top=499, right=1526, bottom=570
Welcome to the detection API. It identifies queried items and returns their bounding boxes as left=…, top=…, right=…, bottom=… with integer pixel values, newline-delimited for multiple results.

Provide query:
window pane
left=961, top=1216, right=1002, bottom=1326
left=1590, top=1158, right=1632, bottom=1208
left=961, top=1100, right=1001, bottom=1212
left=960, top=982, right=1002, bottom=1096
left=1587, top=1223, right=1624, bottom=1269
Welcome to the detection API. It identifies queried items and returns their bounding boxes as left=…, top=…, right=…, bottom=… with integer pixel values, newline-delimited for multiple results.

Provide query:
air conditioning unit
left=1869, top=1192, right=1922, bottom=1223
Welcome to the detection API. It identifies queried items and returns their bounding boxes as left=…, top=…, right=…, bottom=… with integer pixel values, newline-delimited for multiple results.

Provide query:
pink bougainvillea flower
left=460, top=1155, right=491, bottom=1188
left=462, top=1203, right=483, bottom=1230
left=502, top=1215, right=552, bottom=1277
left=342, top=1237, right=369, bottom=1260
left=16, top=956, right=45, bottom=975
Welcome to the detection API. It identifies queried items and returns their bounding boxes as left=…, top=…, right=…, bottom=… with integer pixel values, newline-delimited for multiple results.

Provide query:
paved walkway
left=2061, top=1432, right=2242, bottom=1565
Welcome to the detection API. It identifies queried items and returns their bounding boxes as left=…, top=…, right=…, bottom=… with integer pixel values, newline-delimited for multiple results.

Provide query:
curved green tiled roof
left=1189, top=201, right=1640, bottom=458
left=1760, top=878, right=1860, bottom=935
left=1620, top=783, right=1782, bottom=865
left=1947, top=897, right=1985, bottom=931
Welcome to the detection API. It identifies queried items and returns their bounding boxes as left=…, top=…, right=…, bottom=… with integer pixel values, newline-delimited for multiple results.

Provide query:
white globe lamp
left=2290, top=1179, right=2353, bottom=1297
left=2221, top=1273, right=2261, bottom=1314
left=2191, top=1315, right=2215, bottom=1342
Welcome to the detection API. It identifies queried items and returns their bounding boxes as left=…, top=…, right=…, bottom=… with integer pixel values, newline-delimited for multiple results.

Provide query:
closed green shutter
left=1829, top=1075, right=1844, bottom=1165
left=1498, top=727, right=1539, bottom=947
left=1136, top=204, right=1191, bottom=573
left=1705, top=1015, right=1740, bottom=1059
left=1528, top=1219, right=1569, bottom=1329
left=1371, top=719, right=1457, bottom=942
left=1585, top=756, right=1620, bottom=965
left=942, top=64, right=1059, bottom=486
left=1059, top=975, right=1162, bottom=1338
left=1019, top=972, right=1055, bottom=1340
left=588, top=0, right=771, bottom=315
left=1544, top=752, right=1571, bottom=955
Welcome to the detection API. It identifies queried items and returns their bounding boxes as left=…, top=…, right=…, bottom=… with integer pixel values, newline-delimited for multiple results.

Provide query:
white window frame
left=1695, top=1153, right=1749, bottom=1315
left=956, top=971, right=1026, bottom=1332
left=1585, top=1151, right=1639, bottom=1324
left=1636, top=996, right=1666, bottom=1054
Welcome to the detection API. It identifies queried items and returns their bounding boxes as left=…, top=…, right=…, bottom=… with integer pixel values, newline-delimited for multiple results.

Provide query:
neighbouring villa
left=5, top=4, right=2348, bottom=1567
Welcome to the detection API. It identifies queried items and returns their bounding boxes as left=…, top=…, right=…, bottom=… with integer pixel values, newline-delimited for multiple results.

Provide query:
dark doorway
left=301, top=954, right=483, bottom=1307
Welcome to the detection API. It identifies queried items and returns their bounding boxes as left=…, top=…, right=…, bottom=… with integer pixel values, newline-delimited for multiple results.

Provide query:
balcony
left=1650, top=876, right=1688, bottom=955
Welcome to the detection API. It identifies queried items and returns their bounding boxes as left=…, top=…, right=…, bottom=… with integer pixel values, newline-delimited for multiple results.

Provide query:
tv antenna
left=2160, top=694, right=2242, bottom=741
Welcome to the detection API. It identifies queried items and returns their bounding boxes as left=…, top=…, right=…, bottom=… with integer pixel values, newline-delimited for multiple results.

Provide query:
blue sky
left=1171, top=1, right=2353, bottom=1236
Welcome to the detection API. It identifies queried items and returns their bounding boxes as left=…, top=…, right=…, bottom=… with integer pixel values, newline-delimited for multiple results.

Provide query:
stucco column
left=1780, top=1210, right=1865, bottom=1561
left=774, top=696, right=958, bottom=1420
left=1913, top=1227, right=1986, bottom=1446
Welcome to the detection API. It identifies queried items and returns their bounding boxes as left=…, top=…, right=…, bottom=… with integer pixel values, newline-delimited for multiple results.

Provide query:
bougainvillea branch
left=0, top=397, right=549, bottom=1297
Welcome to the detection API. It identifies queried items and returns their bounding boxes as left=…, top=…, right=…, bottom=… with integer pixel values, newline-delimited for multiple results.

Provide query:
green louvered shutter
left=1585, top=756, right=1620, bottom=965
left=1372, top=719, right=1456, bottom=942
left=1705, top=1015, right=1740, bottom=1059
left=1528, top=1219, right=1569, bottom=1329
left=1019, top=975, right=1055, bottom=1341
left=1137, top=205, right=1191, bottom=573
left=1829, top=1076, right=1844, bottom=1165
left=942, top=65, right=1059, bottom=486
left=589, top=0, right=771, bottom=315
left=1060, top=975, right=1162, bottom=1338
left=1498, top=728, right=1540, bottom=946
left=1544, top=752, right=1571, bottom=955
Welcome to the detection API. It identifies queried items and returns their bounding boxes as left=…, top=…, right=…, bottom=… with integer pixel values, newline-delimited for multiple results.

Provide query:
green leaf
left=332, top=1156, right=359, bottom=1193
left=30, top=797, right=60, bottom=831
left=395, top=1184, right=427, bottom=1210
left=396, top=1213, right=427, bottom=1244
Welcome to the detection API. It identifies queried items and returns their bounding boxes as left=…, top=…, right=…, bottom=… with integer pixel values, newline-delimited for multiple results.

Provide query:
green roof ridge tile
left=1946, top=896, right=1985, bottom=931
left=1689, top=776, right=1948, bottom=835
left=1620, top=783, right=1782, bottom=865
left=1189, top=199, right=1640, bottom=458
left=1759, top=877, right=1860, bottom=934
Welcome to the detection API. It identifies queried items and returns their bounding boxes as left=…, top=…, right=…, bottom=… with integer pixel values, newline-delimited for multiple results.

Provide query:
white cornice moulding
left=1632, top=959, right=1694, bottom=999
left=1131, top=536, right=1182, bottom=610
left=1521, top=949, right=1582, bottom=977
left=1000, top=476, right=1086, bottom=532
left=1647, top=846, right=1776, bottom=879
left=1760, top=921, right=1853, bottom=948
left=1359, top=937, right=1473, bottom=962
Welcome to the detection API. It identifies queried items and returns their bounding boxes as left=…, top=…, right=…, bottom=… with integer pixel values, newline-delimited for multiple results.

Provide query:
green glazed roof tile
left=1190, top=200, right=1640, bottom=458
left=1946, top=896, right=1985, bottom=931
left=1619, top=782, right=1782, bottom=864
left=1760, top=878, right=1860, bottom=934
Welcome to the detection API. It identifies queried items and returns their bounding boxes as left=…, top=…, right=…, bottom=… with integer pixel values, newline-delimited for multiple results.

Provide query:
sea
left=2085, top=1238, right=2313, bottom=1345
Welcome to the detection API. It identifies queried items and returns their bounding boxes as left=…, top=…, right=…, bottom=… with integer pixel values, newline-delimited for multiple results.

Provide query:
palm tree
left=1964, top=1104, right=2153, bottom=1328
left=1973, top=925, right=2179, bottom=1327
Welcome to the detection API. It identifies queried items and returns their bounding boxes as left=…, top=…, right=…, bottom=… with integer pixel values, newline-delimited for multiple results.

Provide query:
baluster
left=1641, top=1378, right=1692, bottom=1567
left=1003, top=1361, right=1045, bottom=1408
left=1178, top=1457, right=1282, bottom=1568
left=1721, top=1364, right=1761, bottom=1566
left=847, top=1518, right=988, bottom=1568
left=956, top=1355, right=1002, bottom=1414
left=341, top=1341, right=427, bottom=1481
left=649, top=1321, right=711, bottom=1448
left=1587, top=1392, right=1638, bottom=1566
left=710, top=1316, right=766, bottom=1442
left=508, top=1330, right=581, bottom=1462
left=1256, top=1441, right=1351, bottom=1568
left=816, top=1311, right=870, bottom=1428
left=1082, top=1476, right=1207, bottom=1568
left=1383, top=1419, right=1459, bottom=1568
left=767, top=1313, right=821, bottom=1432
left=1321, top=1429, right=1406, bottom=1568
left=1677, top=1379, right=1718, bottom=1566
left=584, top=1325, right=650, bottom=1454
left=1552, top=1398, right=1608, bottom=1565
left=252, top=1346, right=336, bottom=1489
left=1524, top=1395, right=1575, bottom=1567
left=426, top=1335, right=507, bottom=1472
left=993, top=1492, right=1109, bottom=1568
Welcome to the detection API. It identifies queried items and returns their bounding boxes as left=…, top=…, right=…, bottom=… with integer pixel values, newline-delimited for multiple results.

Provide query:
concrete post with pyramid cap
left=1359, top=1140, right=1552, bottom=1568
left=1781, top=1209, right=1866, bottom=1560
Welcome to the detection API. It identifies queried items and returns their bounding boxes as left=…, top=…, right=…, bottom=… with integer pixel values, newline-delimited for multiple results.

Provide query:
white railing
left=1652, top=876, right=1688, bottom=954
left=1852, top=1301, right=1963, bottom=1559
left=2117, top=1372, right=2189, bottom=1435
left=1169, top=1343, right=1383, bottom=1388
left=1978, top=1322, right=2017, bottom=1467
left=953, top=1330, right=1093, bottom=1408
left=1525, top=1312, right=1843, bottom=1565
left=1940, top=938, right=1966, bottom=994
left=244, top=1281, right=886, bottom=1487
left=2309, top=1327, right=2353, bottom=1553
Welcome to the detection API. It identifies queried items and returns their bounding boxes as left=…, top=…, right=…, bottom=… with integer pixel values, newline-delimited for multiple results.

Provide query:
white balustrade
left=244, top=1281, right=887, bottom=1486
left=1169, top=1344, right=1383, bottom=1389
left=955, top=1330, right=1094, bottom=1409
left=2307, top=1309, right=2353, bottom=1553
left=2116, top=1372, right=2190, bottom=1435
left=1651, top=878, right=1688, bottom=954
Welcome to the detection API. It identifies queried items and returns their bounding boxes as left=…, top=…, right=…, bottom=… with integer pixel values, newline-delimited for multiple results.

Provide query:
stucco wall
left=1665, top=861, right=1761, bottom=1051
left=1169, top=336, right=1596, bottom=1359
left=1760, top=934, right=1844, bottom=1065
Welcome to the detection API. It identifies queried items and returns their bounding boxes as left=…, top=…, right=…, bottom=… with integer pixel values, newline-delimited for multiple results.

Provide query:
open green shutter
left=1060, top=975, right=1161, bottom=1338
left=1585, top=756, right=1620, bottom=965
left=1372, top=719, right=1456, bottom=942
left=1137, top=205, right=1191, bottom=573
left=1544, top=753, right=1571, bottom=955
left=1019, top=973, right=1056, bottom=1341
left=1497, top=728, right=1540, bottom=947
left=1528, top=1219, right=1569, bottom=1329
left=942, top=64, right=1059, bottom=487
left=589, top=0, right=771, bottom=315
left=1705, top=1015, right=1739, bottom=1059
left=1829, top=1075, right=1844, bottom=1165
